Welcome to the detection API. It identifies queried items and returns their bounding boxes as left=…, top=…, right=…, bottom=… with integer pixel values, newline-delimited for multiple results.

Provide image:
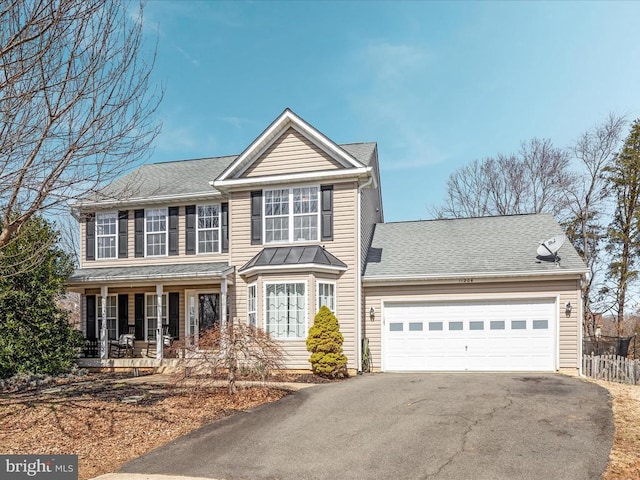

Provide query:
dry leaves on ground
left=593, top=380, right=640, bottom=480
left=0, top=377, right=288, bottom=480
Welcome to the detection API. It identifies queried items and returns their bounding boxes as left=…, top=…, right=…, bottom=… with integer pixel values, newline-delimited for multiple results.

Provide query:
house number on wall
left=459, top=278, right=474, bottom=283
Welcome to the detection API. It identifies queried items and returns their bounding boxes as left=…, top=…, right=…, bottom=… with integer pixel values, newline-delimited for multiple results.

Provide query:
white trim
left=144, top=207, right=168, bottom=257
left=216, top=109, right=366, bottom=183
left=263, top=185, right=320, bottom=245
left=239, top=263, right=347, bottom=277
left=263, top=280, right=308, bottom=340
left=196, top=203, right=222, bottom=254
left=316, top=280, right=337, bottom=314
left=95, top=211, right=118, bottom=260
left=213, top=166, right=372, bottom=189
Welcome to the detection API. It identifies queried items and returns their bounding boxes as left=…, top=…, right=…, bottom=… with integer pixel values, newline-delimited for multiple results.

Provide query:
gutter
left=357, top=175, right=375, bottom=374
left=362, top=269, right=589, bottom=284
left=68, top=266, right=236, bottom=285
left=71, top=191, right=223, bottom=211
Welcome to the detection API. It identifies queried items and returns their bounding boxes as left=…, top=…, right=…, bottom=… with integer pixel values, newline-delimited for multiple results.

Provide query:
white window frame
left=317, top=281, right=336, bottom=314
left=196, top=204, right=221, bottom=254
left=247, top=283, right=257, bottom=327
left=97, top=295, right=118, bottom=340
left=263, top=185, right=320, bottom=244
left=145, top=208, right=168, bottom=257
left=96, top=212, right=118, bottom=260
left=264, top=281, right=308, bottom=340
left=145, top=293, right=167, bottom=341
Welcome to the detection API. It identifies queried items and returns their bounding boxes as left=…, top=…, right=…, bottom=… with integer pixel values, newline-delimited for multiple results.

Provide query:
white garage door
left=383, top=299, right=556, bottom=372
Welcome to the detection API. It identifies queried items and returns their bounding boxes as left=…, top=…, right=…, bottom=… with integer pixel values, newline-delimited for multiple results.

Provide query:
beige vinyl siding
left=80, top=205, right=229, bottom=267
left=230, top=181, right=360, bottom=371
left=363, top=278, right=582, bottom=372
left=242, top=128, right=344, bottom=178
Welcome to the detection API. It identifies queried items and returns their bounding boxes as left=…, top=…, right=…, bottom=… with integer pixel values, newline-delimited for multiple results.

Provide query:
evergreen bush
left=306, top=306, right=348, bottom=378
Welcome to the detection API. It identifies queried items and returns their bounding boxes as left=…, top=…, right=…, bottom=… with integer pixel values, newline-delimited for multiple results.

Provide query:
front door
left=198, top=293, right=219, bottom=333
left=185, top=291, right=221, bottom=345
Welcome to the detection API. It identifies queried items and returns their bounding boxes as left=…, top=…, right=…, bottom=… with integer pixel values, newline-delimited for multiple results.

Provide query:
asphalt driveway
left=120, top=373, right=613, bottom=480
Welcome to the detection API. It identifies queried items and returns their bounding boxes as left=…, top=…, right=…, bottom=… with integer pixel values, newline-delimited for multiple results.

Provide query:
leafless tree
left=0, top=0, right=161, bottom=251
left=433, top=138, right=573, bottom=218
left=173, top=322, right=286, bottom=395
left=563, top=114, right=626, bottom=337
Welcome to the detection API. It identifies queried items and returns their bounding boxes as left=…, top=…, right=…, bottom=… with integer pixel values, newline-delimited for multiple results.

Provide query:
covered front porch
left=68, top=262, right=235, bottom=362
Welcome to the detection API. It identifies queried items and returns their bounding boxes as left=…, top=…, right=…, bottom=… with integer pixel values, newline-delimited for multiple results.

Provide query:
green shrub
left=306, top=306, right=348, bottom=378
left=0, top=217, right=83, bottom=379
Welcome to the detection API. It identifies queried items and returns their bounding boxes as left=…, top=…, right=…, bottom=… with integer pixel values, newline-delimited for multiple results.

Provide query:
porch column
left=156, top=284, right=163, bottom=360
left=221, top=276, right=228, bottom=326
left=100, top=286, right=108, bottom=359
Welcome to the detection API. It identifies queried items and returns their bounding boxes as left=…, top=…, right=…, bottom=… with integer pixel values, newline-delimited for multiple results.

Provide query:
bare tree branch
left=0, top=0, right=162, bottom=255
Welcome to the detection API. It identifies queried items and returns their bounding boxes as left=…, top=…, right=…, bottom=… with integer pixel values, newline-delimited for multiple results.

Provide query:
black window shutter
left=118, top=211, right=128, bottom=258
left=134, top=209, right=144, bottom=257
left=118, top=294, right=128, bottom=336
left=134, top=293, right=145, bottom=340
left=85, top=213, right=95, bottom=261
left=86, top=295, right=96, bottom=339
left=221, top=203, right=229, bottom=253
left=185, top=205, right=196, bottom=255
left=320, top=185, right=333, bottom=241
left=168, top=206, right=179, bottom=256
left=168, top=292, right=179, bottom=339
left=250, top=191, right=262, bottom=245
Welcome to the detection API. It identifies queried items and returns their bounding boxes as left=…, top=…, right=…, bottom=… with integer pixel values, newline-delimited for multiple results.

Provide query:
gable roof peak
left=214, top=108, right=369, bottom=186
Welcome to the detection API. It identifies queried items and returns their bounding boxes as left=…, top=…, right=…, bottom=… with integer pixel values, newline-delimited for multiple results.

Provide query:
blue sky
left=139, top=1, right=640, bottom=222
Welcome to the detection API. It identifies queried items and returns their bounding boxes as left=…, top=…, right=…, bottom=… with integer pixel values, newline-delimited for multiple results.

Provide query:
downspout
left=356, top=176, right=375, bottom=374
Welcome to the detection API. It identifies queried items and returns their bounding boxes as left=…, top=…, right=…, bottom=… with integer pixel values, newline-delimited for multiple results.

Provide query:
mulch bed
left=0, top=373, right=291, bottom=480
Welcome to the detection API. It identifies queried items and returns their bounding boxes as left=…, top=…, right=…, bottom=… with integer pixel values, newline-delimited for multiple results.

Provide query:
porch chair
left=146, top=325, right=174, bottom=358
left=109, top=332, right=135, bottom=358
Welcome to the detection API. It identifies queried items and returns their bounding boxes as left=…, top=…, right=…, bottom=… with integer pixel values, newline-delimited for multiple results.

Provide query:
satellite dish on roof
left=537, top=234, right=566, bottom=261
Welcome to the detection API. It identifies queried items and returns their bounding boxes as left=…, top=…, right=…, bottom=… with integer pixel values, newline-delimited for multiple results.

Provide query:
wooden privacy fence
left=582, top=354, right=639, bottom=385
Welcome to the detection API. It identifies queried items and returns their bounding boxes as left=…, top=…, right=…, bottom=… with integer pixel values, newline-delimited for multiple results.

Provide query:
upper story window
left=264, top=186, right=319, bottom=244
left=146, top=208, right=167, bottom=256
left=197, top=204, right=220, bottom=253
left=96, top=213, right=117, bottom=259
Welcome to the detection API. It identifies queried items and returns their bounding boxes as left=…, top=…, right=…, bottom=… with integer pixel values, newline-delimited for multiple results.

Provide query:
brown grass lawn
left=594, top=380, right=640, bottom=480
left=0, top=376, right=288, bottom=480
left=0, top=375, right=638, bottom=480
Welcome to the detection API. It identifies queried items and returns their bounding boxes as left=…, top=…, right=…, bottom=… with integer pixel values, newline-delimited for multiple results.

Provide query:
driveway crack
left=424, top=393, right=514, bottom=479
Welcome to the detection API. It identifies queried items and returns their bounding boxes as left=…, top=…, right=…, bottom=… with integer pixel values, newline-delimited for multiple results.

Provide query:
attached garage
left=382, top=299, right=557, bottom=371
left=363, top=214, right=588, bottom=374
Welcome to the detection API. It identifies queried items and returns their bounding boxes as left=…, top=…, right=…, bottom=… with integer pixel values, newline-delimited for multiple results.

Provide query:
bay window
left=265, top=282, right=306, bottom=338
left=317, top=282, right=336, bottom=313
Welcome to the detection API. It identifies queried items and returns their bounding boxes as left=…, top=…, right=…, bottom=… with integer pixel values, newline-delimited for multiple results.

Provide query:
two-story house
left=68, top=109, right=588, bottom=374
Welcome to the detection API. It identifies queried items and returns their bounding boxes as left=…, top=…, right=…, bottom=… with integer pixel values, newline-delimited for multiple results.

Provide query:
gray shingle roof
left=68, top=262, right=231, bottom=284
left=364, top=214, right=587, bottom=280
left=239, top=246, right=347, bottom=274
left=89, top=142, right=377, bottom=204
